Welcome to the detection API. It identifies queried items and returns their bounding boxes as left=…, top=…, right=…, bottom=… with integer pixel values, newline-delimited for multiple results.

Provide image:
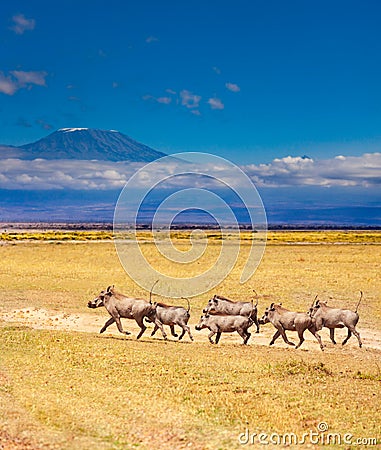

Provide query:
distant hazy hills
left=0, top=128, right=168, bottom=162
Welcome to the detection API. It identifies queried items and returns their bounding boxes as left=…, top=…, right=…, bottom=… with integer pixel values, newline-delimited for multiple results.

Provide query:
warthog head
left=306, top=295, right=320, bottom=317
left=258, top=303, right=281, bottom=324
left=307, top=299, right=325, bottom=318
left=195, top=314, right=209, bottom=330
left=259, top=304, right=273, bottom=325
left=87, top=285, right=114, bottom=309
left=202, top=296, right=218, bottom=314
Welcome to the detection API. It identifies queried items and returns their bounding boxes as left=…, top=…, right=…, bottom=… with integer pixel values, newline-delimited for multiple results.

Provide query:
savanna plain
left=0, top=231, right=380, bottom=449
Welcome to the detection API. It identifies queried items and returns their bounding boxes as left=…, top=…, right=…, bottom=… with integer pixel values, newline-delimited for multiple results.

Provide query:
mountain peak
left=18, top=128, right=168, bottom=162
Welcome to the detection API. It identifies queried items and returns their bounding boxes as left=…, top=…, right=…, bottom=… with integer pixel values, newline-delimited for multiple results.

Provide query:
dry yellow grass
left=0, top=232, right=380, bottom=449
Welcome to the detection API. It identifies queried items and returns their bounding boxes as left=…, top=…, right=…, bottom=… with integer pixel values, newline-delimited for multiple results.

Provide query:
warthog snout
left=259, top=309, right=270, bottom=325
left=87, top=295, right=104, bottom=308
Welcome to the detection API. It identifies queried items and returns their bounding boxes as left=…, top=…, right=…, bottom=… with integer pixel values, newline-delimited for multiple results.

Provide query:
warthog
left=195, top=314, right=253, bottom=344
left=308, top=292, right=363, bottom=348
left=87, top=285, right=167, bottom=340
left=259, top=302, right=324, bottom=350
left=146, top=298, right=193, bottom=341
left=202, top=292, right=260, bottom=333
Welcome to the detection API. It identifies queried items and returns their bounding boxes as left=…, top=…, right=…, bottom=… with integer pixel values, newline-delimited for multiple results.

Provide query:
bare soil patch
left=2, top=307, right=380, bottom=352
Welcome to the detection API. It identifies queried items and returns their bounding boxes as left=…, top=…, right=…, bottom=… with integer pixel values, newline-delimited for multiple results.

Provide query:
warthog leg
left=214, top=331, right=222, bottom=344
left=308, top=328, right=324, bottom=351
left=207, top=330, right=216, bottom=344
left=237, top=329, right=251, bottom=345
left=178, top=325, right=194, bottom=341
left=270, top=328, right=295, bottom=346
left=269, top=329, right=280, bottom=345
left=153, top=318, right=167, bottom=340
left=170, top=325, right=178, bottom=337
left=329, top=328, right=337, bottom=345
left=135, top=317, right=147, bottom=339
left=100, top=317, right=131, bottom=335
left=150, top=323, right=171, bottom=339
left=342, top=329, right=351, bottom=346
left=150, top=324, right=159, bottom=336
left=342, top=327, right=362, bottom=348
left=295, top=330, right=305, bottom=349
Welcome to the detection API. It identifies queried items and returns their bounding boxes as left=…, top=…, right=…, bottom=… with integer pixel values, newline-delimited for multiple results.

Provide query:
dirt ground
left=2, top=306, right=379, bottom=352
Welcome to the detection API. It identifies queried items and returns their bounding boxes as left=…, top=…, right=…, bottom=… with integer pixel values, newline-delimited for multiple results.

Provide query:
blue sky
left=1, top=0, right=381, bottom=164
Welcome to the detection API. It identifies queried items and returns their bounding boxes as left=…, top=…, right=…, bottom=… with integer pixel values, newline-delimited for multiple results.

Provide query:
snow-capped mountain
left=4, top=128, right=168, bottom=162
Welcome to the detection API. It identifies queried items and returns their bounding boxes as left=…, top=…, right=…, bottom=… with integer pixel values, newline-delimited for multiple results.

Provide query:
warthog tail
left=310, top=294, right=318, bottom=308
left=149, top=279, right=159, bottom=304
left=355, top=291, right=363, bottom=313
left=182, top=297, right=191, bottom=312
left=252, top=289, right=259, bottom=307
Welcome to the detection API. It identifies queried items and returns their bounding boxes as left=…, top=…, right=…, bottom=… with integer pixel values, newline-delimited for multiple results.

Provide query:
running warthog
left=146, top=298, right=193, bottom=341
left=87, top=285, right=167, bottom=340
left=202, top=292, right=260, bottom=333
left=259, top=302, right=324, bottom=350
left=308, top=292, right=363, bottom=348
left=195, top=314, right=253, bottom=344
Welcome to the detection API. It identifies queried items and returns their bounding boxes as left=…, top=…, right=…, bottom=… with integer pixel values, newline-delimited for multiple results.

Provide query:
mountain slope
left=17, top=128, right=168, bottom=162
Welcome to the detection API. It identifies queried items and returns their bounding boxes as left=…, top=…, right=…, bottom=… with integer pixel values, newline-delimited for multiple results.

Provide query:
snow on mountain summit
left=59, top=128, right=90, bottom=132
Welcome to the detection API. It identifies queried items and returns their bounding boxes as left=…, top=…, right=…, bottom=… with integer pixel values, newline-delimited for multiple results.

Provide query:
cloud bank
left=0, top=153, right=380, bottom=191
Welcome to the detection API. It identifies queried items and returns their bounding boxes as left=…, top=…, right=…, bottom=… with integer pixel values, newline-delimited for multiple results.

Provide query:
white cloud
left=143, top=94, right=172, bottom=105
left=10, top=14, right=35, bottom=34
left=0, top=159, right=140, bottom=190
left=10, top=70, right=47, bottom=86
left=1, top=153, right=380, bottom=191
left=225, top=82, right=240, bottom=92
left=146, top=36, right=158, bottom=43
left=36, top=119, right=53, bottom=130
left=207, top=97, right=224, bottom=110
left=0, top=70, right=48, bottom=95
left=243, top=153, right=381, bottom=187
left=0, top=72, right=17, bottom=95
left=156, top=96, right=172, bottom=104
left=180, top=90, right=201, bottom=109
